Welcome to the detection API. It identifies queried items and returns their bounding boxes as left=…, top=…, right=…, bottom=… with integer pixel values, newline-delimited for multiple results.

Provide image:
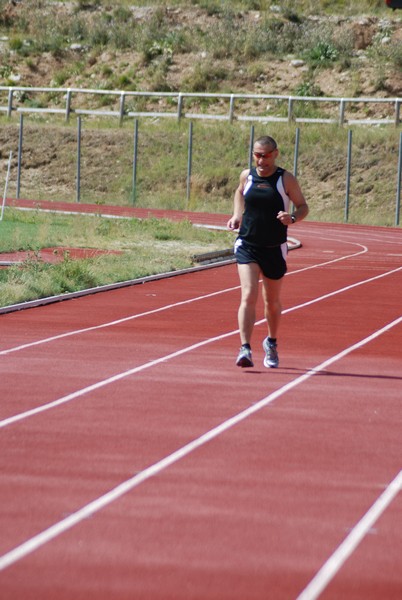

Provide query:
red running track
left=0, top=219, right=401, bottom=600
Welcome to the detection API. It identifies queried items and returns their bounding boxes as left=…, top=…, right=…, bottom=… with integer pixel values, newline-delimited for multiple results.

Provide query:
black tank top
left=239, top=167, right=290, bottom=247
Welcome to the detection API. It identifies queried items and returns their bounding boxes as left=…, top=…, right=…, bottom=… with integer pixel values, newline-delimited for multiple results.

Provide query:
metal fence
left=0, top=86, right=401, bottom=127
left=7, top=112, right=402, bottom=227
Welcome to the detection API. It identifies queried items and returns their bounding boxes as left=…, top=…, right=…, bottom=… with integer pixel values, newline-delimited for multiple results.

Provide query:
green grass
left=0, top=0, right=400, bottom=307
left=0, top=209, right=234, bottom=307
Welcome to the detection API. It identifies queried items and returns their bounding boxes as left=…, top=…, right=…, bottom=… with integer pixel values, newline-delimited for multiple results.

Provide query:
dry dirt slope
left=1, top=3, right=401, bottom=97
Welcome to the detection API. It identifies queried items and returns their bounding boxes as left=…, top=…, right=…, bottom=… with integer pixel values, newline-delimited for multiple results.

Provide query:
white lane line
left=1, top=265, right=401, bottom=430
left=264, top=265, right=402, bottom=318
left=0, top=316, right=400, bottom=572
left=0, top=286, right=240, bottom=357
left=0, top=246, right=368, bottom=357
left=313, top=230, right=402, bottom=246
left=296, top=470, right=402, bottom=600
left=0, top=330, right=236, bottom=429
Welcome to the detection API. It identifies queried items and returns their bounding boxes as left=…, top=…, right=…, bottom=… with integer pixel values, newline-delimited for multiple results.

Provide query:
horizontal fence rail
left=0, top=86, right=401, bottom=127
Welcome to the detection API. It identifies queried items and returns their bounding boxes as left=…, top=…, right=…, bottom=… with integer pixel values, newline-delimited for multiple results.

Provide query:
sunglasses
left=253, top=150, right=276, bottom=159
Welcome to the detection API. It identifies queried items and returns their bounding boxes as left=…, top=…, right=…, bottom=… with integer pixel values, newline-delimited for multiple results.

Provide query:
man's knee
left=242, top=290, right=258, bottom=307
left=265, top=298, right=282, bottom=313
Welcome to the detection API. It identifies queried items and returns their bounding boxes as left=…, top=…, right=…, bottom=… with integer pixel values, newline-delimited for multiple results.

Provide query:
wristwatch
left=291, top=214, right=296, bottom=224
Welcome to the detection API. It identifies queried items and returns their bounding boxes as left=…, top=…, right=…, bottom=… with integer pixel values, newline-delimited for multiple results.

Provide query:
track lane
left=1, top=258, right=400, bottom=425
left=1, top=315, right=401, bottom=569
left=0, top=234, right=392, bottom=423
left=0, top=264, right=399, bottom=428
left=1, top=316, right=401, bottom=599
left=0, top=222, right=401, bottom=599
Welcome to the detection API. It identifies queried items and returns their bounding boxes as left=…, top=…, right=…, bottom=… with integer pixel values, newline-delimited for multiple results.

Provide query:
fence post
left=339, top=99, right=346, bottom=126
left=396, top=131, right=402, bottom=226
left=7, top=88, right=13, bottom=118
left=177, top=93, right=183, bottom=121
left=287, top=97, right=294, bottom=123
left=1, top=151, right=12, bottom=221
left=292, top=127, right=301, bottom=215
left=344, top=129, right=352, bottom=222
left=186, top=121, right=193, bottom=203
left=248, top=125, right=254, bottom=169
left=119, top=92, right=125, bottom=126
left=16, top=113, right=23, bottom=199
left=229, top=94, right=235, bottom=123
left=293, top=127, right=300, bottom=178
left=395, top=99, right=401, bottom=128
left=132, top=119, right=139, bottom=206
left=76, top=116, right=81, bottom=203
left=65, top=89, right=72, bottom=122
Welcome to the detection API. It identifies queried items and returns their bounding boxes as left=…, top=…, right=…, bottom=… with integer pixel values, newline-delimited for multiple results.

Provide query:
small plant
left=305, top=41, right=339, bottom=67
left=77, top=0, right=102, bottom=10
left=182, top=62, right=228, bottom=93
left=9, top=36, right=24, bottom=51
left=147, top=61, right=172, bottom=92
left=52, top=69, right=71, bottom=87
left=115, top=73, right=133, bottom=88
left=0, top=64, right=12, bottom=79
left=101, top=65, right=113, bottom=78
left=192, top=0, right=225, bottom=17
left=99, top=93, right=117, bottom=107
left=294, top=80, right=323, bottom=97
left=143, top=40, right=173, bottom=64
left=89, top=24, right=110, bottom=48
left=109, top=20, right=137, bottom=51
left=25, top=57, right=38, bottom=72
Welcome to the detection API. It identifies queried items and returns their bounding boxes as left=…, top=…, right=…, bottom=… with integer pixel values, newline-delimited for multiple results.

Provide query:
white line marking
left=0, top=316, right=400, bottom=572
left=0, top=246, right=368, bottom=357
left=296, top=470, right=402, bottom=600
left=1, top=265, right=401, bottom=430
left=0, top=331, right=235, bottom=428
left=0, top=286, right=239, bottom=357
left=265, top=265, right=402, bottom=318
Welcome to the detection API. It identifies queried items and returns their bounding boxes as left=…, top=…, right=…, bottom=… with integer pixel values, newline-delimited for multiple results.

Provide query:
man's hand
left=277, top=211, right=293, bottom=225
left=227, top=216, right=241, bottom=230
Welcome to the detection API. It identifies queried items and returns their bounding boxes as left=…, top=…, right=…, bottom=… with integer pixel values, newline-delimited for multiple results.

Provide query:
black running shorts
left=234, top=238, right=288, bottom=280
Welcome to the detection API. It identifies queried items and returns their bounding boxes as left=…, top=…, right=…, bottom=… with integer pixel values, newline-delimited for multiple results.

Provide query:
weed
left=52, top=69, right=71, bottom=87
left=294, top=80, right=323, bottom=97
left=0, top=64, right=12, bottom=78
left=310, top=41, right=338, bottom=65
left=182, top=62, right=228, bottom=93
left=9, top=36, right=24, bottom=52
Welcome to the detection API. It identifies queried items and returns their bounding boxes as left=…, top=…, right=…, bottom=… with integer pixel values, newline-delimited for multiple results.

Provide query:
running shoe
left=236, top=346, right=254, bottom=368
left=263, top=337, right=279, bottom=368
